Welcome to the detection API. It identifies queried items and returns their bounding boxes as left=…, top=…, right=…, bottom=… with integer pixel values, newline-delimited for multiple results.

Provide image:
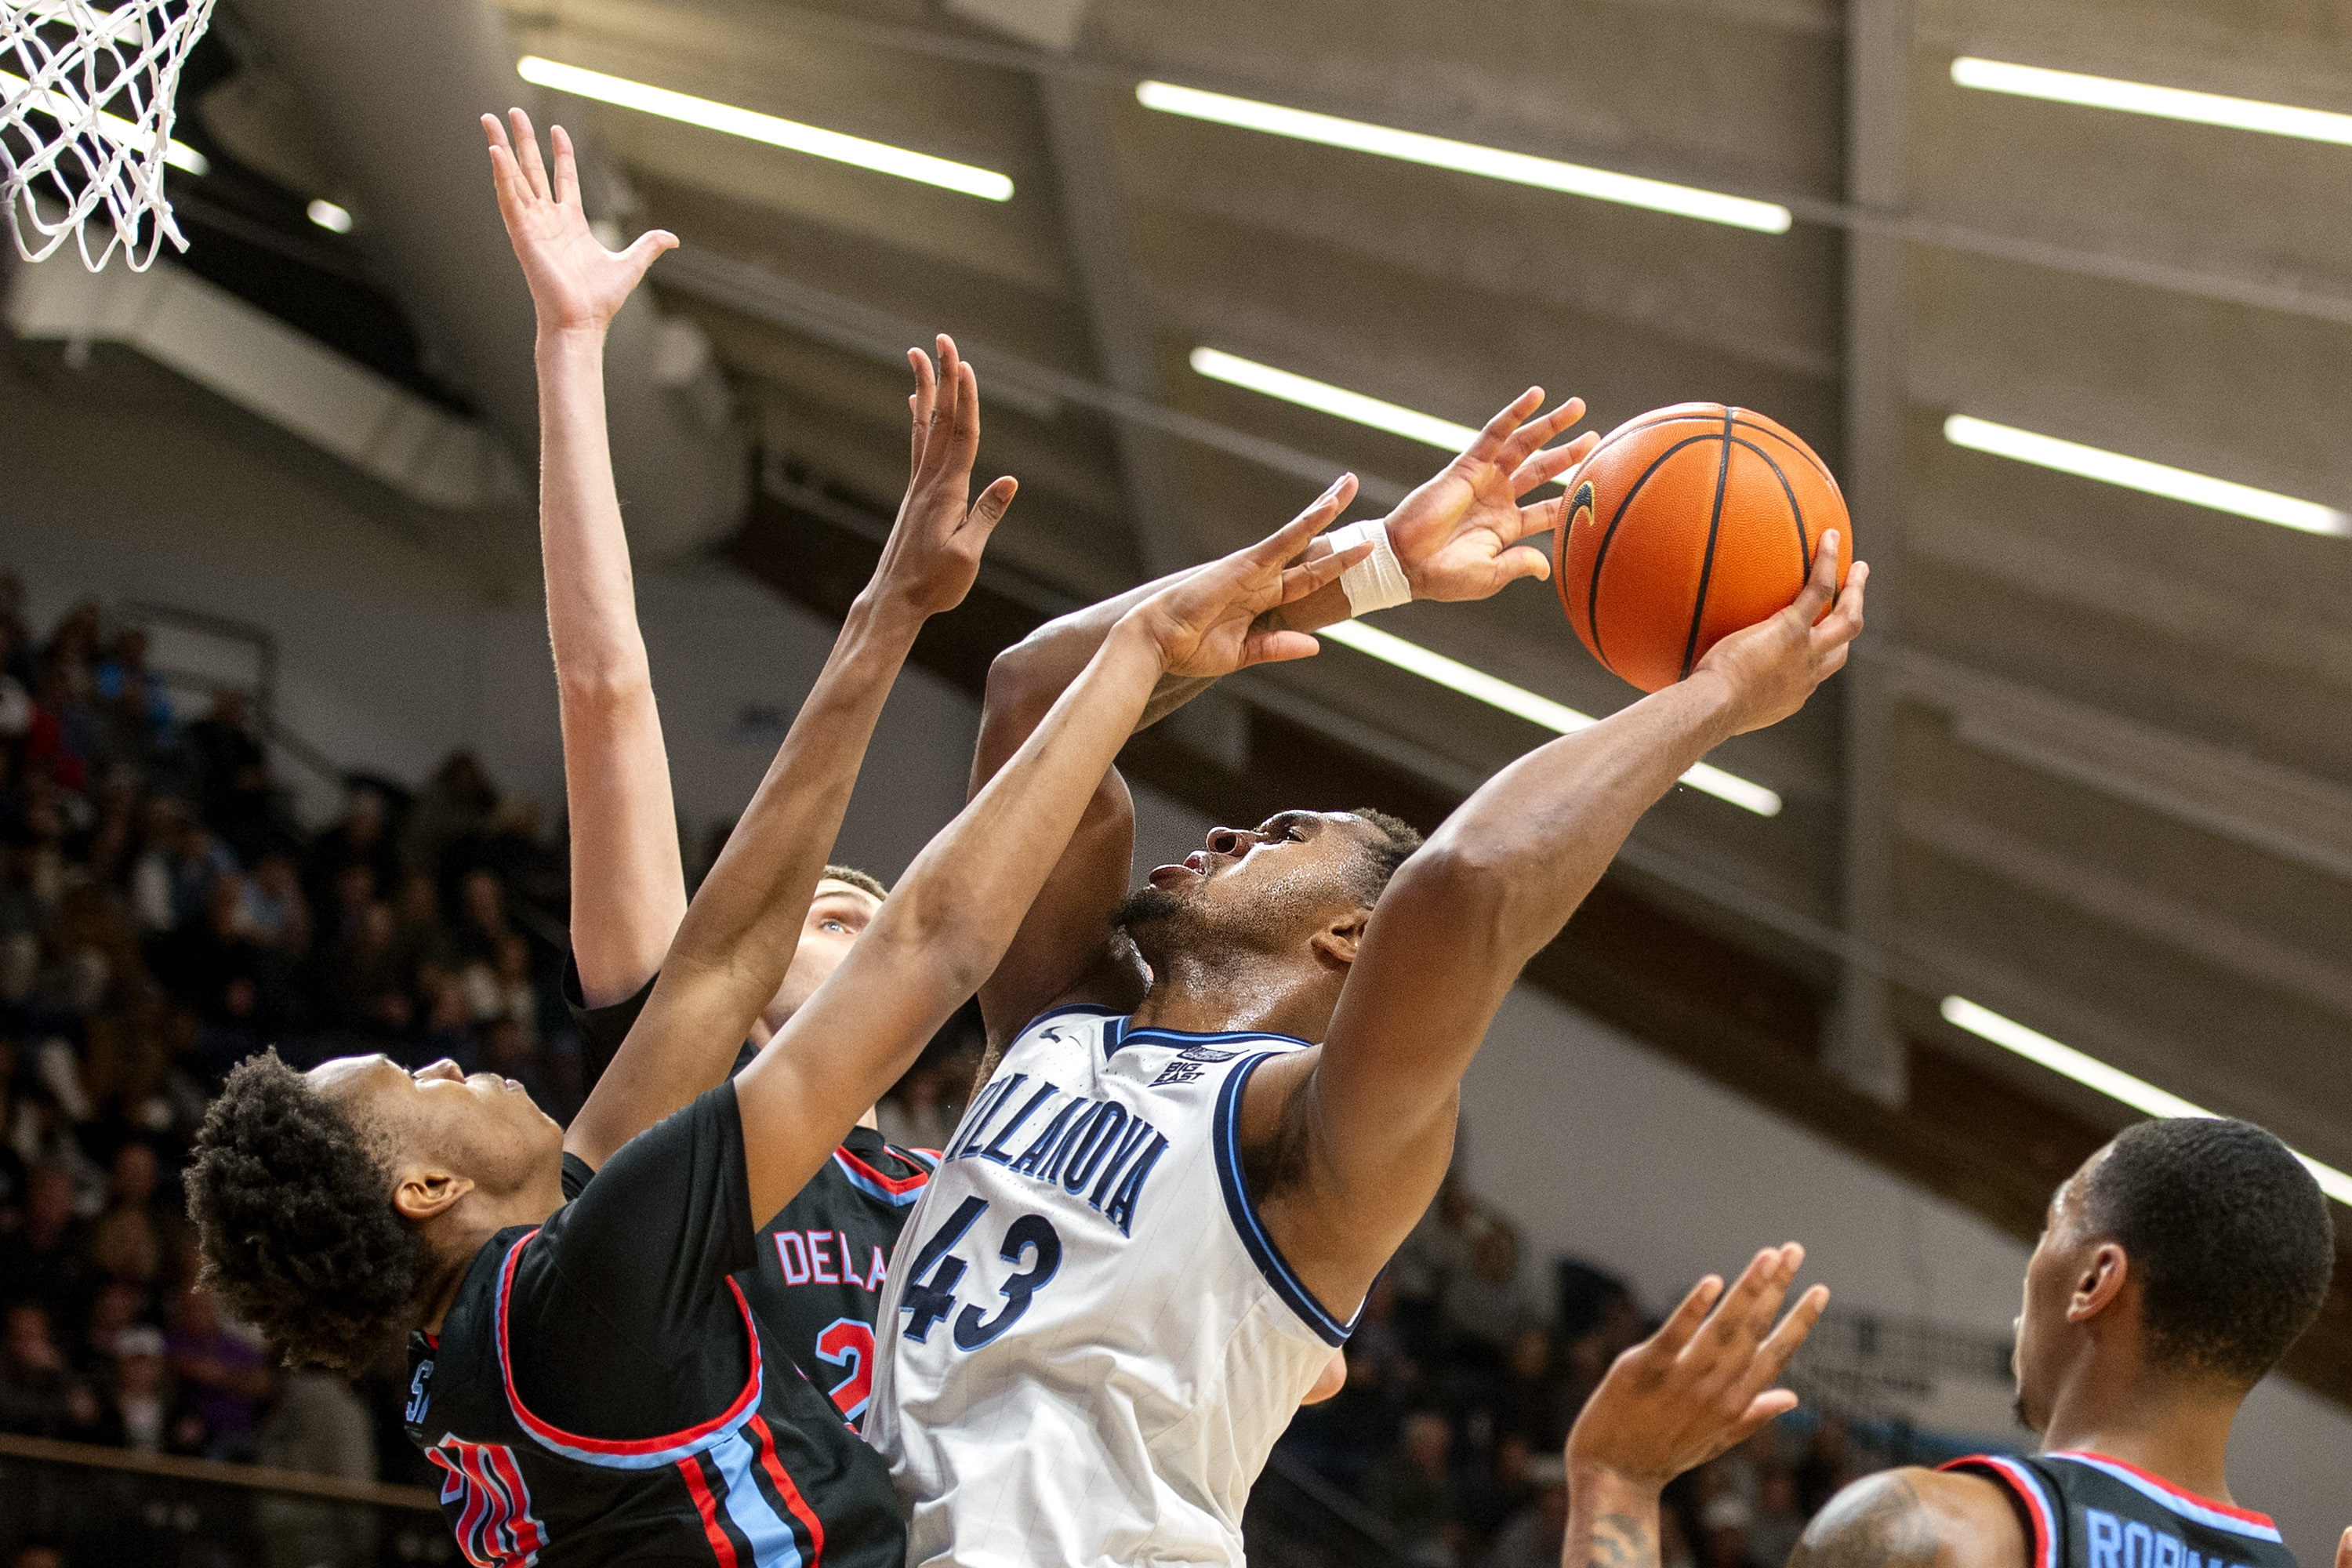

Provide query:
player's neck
left=414, top=1182, right=565, bottom=1337
left=2039, top=1368, right=2245, bottom=1504
left=1128, top=951, right=1337, bottom=1040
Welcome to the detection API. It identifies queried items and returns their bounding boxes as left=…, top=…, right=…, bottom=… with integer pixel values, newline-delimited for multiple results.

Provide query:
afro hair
left=185, top=1051, right=429, bottom=1374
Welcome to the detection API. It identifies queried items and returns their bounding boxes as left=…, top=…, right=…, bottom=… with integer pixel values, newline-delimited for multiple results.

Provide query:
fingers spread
left=1510, top=435, right=1592, bottom=498
left=1498, top=397, right=1587, bottom=472
left=1650, top=1273, right=1726, bottom=1359
left=1279, top=543, right=1367, bottom=604
left=967, top=475, right=1018, bottom=532
left=550, top=124, right=582, bottom=209
left=1468, top=388, right=1545, bottom=462
left=510, top=109, right=553, bottom=201
left=1260, top=475, right=1357, bottom=561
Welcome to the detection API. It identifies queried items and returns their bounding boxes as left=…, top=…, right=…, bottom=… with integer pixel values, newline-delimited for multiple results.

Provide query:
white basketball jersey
left=867, top=1005, right=1357, bottom=1568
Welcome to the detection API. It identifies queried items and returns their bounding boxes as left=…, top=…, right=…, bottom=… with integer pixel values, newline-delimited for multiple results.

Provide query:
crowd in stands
left=0, top=572, right=1874, bottom=1568
left=1275, top=1181, right=1861, bottom=1568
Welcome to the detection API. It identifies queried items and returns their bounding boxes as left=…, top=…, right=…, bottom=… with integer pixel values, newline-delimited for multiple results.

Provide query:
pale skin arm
left=1253, top=539, right=1869, bottom=1312
left=717, top=501, right=1369, bottom=1221
left=483, top=110, right=685, bottom=1009
left=970, top=391, right=1598, bottom=1054
left=492, top=113, right=1024, bottom=1169
left=1557, top=1246, right=1828, bottom=1568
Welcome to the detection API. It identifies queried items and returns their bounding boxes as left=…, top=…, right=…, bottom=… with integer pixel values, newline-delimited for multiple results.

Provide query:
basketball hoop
left=2, top=0, right=219, bottom=271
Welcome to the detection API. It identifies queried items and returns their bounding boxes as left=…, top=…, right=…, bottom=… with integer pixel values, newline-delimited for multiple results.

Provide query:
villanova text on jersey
left=936, top=1060, right=1174, bottom=1236
left=869, top=1007, right=1362, bottom=1568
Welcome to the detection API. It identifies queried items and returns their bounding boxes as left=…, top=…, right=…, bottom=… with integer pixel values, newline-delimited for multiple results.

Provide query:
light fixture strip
left=1319, top=619, right=1784, bottom=816
left=1940, top=996, right=2352, bottom=1208
left=1136, top=80, right=1791, bottom=234
left=1190, top=347, right=1478, bottom=451
left=1944, top=415, right=2349, bottom=537
left=1951, top=57, right=2352, bottom=147
left=516, top=56, right=1014, bottom=201
left=0, top=67, right=209, bottom=176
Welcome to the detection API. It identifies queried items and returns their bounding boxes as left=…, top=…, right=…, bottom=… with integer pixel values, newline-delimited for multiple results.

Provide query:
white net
left=2, top=0, right=218, bottom=271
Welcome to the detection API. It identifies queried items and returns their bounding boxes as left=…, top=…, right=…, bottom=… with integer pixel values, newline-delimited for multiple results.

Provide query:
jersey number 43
left=898, top=1196, right=1064, bottom=1352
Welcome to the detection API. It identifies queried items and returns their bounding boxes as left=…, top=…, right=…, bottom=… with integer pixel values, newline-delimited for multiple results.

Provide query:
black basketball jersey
left=565, top=961, right=938, bottom=1429
left=1942, top=1450, right=2300, bottom=1568
left=402, top=1084, right=905, bottom=1568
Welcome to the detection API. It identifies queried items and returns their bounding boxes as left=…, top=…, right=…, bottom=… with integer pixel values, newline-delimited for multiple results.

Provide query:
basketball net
left=2, top=0, right=218, bottom=271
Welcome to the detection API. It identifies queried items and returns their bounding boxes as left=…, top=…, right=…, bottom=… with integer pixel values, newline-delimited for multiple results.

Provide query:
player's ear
left=1310, top=911, right=1371, bottom=969
left=391, top=1164, right=476, bottom=1224
left=2067, top=1240, right=2129, bottom=1324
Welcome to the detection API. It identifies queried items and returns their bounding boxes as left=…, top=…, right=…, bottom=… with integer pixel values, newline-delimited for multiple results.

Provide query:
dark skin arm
left=489, top=118, right=1019, bottom=1172
left=1561, top=1246, right=1828, bottom=1568
left=1783, top=1468, right=2023, bottom=1568
left=1250, top=538, right=1867, bottom=1317
left=971, top=392, right=1596, bottom=1058
left=721, top=499, right=1363, bottom=1222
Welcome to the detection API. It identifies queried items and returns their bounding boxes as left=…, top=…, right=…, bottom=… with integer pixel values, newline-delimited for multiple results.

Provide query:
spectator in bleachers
left=0, top=1301, right=81, bottom=1438
left=1443, top=1224, right=1546, bottom=1368
left=1484, top=1455, right=1568, bottom=1568
left=1391, top=1182, right=1485, bottom=1357
left=0, top=1167, right=90, bottom=1331
left=1360, top=1408, right=1463, bottom=1566
left=253, top=1367, right=379, bottom=1568
left=163, top=1283, right=269, bottom=1462
left=85, top=1323, right=201, bottom=1457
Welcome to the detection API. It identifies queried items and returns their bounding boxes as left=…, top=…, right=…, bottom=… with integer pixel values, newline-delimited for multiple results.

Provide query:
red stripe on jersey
left=2050, top=1450, right=2278, bottom=1527
left=482, top=1443, right=548, bottom=1557
left=678, top=1454, right=741, bottom=1568
left=749, top=1414, right=826, bottom=1564
left=832, top=1146, right=930, bottom=1196
left=495, top=1229, right=763, bottom=1460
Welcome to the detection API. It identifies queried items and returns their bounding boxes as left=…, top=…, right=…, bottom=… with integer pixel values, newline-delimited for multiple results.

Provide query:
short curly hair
left=1345, top=808, right=1424, bottom=907
left=2082, top=1116, right=2335, bottom=1385
left=819, top=864, right=888, bottom=902
left=185, top=1051, right=427, bottom=1373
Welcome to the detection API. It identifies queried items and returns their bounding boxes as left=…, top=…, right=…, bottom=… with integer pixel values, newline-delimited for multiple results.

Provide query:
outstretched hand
left=869, top=334, right=1018, bottom=620
left=1566, top=1243, right=1828, bottom=1490
left=1381, top=388, right=1597, bottom=601
left=484, top=108, right=675, bottom=336
left=1129, top=475, right=1370, bottom=681
left=1692, top=531, right=1867, bottom=735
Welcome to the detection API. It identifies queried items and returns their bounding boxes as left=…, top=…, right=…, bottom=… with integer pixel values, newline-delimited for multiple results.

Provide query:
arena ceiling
left=19, top=0, right=2352, bottom=1392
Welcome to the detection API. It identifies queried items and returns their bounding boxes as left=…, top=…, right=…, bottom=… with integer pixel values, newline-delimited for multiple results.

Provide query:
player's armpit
left=1791, top=1468, right=2022, bottom=1568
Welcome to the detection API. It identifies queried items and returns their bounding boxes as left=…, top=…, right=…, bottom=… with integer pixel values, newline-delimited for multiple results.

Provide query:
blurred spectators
left=1360, top=1409, right=1462, bottom=1567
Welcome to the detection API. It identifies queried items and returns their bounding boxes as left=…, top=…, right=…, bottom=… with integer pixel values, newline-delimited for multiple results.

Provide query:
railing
left=0, top=1432, right=448, bottom=1567
left=116, top=597, right=349, bottom=797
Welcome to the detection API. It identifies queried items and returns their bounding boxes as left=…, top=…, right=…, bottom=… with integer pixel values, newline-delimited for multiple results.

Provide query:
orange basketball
left=1554, top=404, right=1850, bottom=694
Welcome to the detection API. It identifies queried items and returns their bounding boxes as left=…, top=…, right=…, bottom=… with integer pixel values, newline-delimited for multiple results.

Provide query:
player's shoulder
left=1792, top=1465, right=2027, bottom=1568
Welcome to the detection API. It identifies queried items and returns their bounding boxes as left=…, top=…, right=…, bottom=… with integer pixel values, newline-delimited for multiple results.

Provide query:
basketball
left=1554, top=404, right=1851, bottom=693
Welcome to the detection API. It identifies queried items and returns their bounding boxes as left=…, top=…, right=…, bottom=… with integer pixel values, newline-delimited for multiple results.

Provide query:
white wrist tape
left=1327, top=519, right=1412, bottom=616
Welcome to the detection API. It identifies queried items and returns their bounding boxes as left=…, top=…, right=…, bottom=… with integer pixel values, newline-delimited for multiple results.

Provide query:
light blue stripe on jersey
left=2050, top=1454, right=2285, bottom=1542
left=710, top=1428, right=806, bottom=1568
left=1211, top=1052, right=1357, bottom=1347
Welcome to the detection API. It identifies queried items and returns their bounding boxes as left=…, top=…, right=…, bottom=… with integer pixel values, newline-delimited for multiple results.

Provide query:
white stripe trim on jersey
left=2049, top=1454, right=2285, bottom=1542
left=1211, top=1052, right=1359, bottom=1347
left=1961, top=1456, right=2061, bottom=1568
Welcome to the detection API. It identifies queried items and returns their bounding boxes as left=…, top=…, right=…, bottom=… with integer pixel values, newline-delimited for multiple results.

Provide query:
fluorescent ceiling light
left=1137, top=80, right=1790, bottom=234
left=306, top=199, right=352, bottom=234
left=517, top=56, right=1014, bottom=201
left=1944, top=415, right=2348, bottom=537
left=1951, top=57, right=2352, bottom=147
left=1320, top=619, right=1782, bottom=816
left=0, top=68, right=209, bottom=176
left=1940, top=996, right=2352, bottom=1207
left=1192, top=347, right=1477, bottom=451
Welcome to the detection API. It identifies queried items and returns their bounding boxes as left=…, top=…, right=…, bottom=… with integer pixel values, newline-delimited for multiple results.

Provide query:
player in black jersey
left=1551, top=1116, right=2337, bottom=1568
left=180, top=161, right=1368, bottom=1557
left=474, top=103, right=958, bottom=1428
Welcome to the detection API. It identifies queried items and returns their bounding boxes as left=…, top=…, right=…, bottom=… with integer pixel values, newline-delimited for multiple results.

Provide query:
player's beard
left=1112, top=884, right=1197, bottom=961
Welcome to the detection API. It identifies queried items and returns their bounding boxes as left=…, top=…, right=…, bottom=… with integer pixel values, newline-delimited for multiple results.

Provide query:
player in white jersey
left=868, top=404, right=1871, bottom=1566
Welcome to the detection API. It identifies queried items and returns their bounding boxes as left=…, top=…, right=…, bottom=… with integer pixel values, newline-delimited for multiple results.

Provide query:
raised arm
left=724, top=499, right=1367, bottom=1221
left=971, top=390, right=1596, bottom=1046
left=484, top=110, right=686, bottom=1007
left=1556, top=1247, right=1827, bottom=1568
left=1261, top=537, right=1868, bottom=1308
